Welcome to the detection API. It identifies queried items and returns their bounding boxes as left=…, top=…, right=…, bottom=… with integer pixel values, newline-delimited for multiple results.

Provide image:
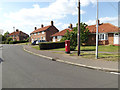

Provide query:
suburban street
left=2, top=45, right=118, bottom=88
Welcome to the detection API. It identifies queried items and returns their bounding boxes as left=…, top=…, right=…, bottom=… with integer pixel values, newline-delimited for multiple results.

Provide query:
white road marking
left=110, top=72, right=120, bottom=75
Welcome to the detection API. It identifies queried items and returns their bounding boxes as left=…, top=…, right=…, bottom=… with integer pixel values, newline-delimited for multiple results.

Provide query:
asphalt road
left=2, top=45, right=118, bottom=88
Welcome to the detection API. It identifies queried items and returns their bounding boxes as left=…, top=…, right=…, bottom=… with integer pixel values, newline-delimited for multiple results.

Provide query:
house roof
left=30, top=25, right=51, bottom=34
left=9, top=30, right=29, bottom=36
left=51, top=28, right=72, bottom=37
left=87, top=23, right=119, bottom=33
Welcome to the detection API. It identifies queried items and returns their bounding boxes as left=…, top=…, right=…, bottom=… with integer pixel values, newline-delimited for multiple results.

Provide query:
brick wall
left=108, top=33, right=114, bottom=45
left=46, top=26, right=59, bottom=42
left=31, top=31, right=46, bottom=41
left=12, top=34, right=29, bottom=41
left=31, top=26, right=59, bottom=42
left=87, top=33, right=114, bottom=45
left=87, top=34, right=96, bottom=45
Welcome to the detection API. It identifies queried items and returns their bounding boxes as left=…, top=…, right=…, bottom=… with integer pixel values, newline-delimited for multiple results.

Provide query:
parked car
left=31, top=40, right=37, bottom=45
left=36, top=40, right=47, bottom=44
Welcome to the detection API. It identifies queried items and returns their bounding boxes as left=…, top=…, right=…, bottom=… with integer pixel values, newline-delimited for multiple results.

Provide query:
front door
left=114, top=33, right=119, bottom=45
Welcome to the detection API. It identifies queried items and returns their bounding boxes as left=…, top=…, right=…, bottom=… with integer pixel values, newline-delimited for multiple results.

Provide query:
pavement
left=23, top=45, right=119, bottom=73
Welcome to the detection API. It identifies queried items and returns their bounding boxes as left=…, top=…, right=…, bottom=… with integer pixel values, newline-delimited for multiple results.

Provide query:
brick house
left=51, top=24, right=73, bottom=42
left=30, top=21, right=59, bottom=42
left=87, top=20, right=120, bottom=46
left=8, top=29, right=29, bottom=41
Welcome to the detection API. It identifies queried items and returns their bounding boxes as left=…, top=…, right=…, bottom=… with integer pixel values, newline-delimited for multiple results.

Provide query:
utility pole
left=13, top=27, right=15, bottom=41
left=78, top=0, right=80, bottom=56
left=96, top=0, right=99, bottom=59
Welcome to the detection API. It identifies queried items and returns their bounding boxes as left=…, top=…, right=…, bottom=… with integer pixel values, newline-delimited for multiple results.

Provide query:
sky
left=0, top=0, right=119, bottom=35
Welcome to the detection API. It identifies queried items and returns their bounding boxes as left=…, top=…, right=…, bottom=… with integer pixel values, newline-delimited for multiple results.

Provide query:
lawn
left=31, top=45, right=119, bottom=61
left=17, top=42, right=31, bottom=45
left=32, top=45, right=119, bottom=52
left=32, top=45, right=120, bottom=52
left=70, top=52, right=119, bottom=61
left=80, top=45, right=119, bottom=52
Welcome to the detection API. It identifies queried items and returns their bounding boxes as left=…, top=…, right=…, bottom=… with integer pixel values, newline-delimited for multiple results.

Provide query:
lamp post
left=96, top=0, right=99, bottom=59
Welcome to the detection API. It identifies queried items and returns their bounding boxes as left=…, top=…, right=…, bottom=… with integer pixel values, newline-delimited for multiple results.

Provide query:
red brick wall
left=46, top=26, right=59, bottom=42
left=86, top=33, right=114, bottom=45
left=31, top=31, right=46, bottom=41
left=31, top=26, right=59, bottom=42
left=12, top=33, right=29, bottom=41
left=87, top=34, right=96, bottom=45
left=108, top=33, right=114, bottom=45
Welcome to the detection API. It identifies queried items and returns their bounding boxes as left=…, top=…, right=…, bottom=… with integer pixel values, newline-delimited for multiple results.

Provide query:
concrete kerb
left=23, top=47, right=120, bottom=73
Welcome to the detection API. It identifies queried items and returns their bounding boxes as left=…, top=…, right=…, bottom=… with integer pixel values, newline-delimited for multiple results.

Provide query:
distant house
left=87, top=20, right=120, bottom=46
left=30, top=21, right=59, bottom=42
left=51, top=24, right=73, bottom=42
left=8, top=29, right=29, bottom=41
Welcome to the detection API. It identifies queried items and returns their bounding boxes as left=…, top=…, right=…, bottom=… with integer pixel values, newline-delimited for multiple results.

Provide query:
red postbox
left=65, top=40, right=70, bottom=53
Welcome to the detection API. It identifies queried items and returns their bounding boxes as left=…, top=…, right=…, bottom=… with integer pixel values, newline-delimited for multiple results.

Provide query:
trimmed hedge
left=9, top=40, right=28, bottom=44
left=39, top=41, right=65, bottom=50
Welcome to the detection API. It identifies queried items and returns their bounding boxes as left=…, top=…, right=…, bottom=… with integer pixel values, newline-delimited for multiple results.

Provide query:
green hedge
left=9, top=40, right=28, bottom=44
left=39, top=41, right=65, bottom=50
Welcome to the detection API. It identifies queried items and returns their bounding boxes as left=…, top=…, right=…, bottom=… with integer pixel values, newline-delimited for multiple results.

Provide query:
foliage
left=25, top=37, right=30, bottom=42
left=6, top=37, right=13, bottom=44
left=4, top=31, right=9, bottom=41
left=39, top=41, right=65, bottom=50
left=9, top=40, right=28, bottom=44
left=73, top=23, right=90, bottom=43
left=61, top=23, right=90, bottom=50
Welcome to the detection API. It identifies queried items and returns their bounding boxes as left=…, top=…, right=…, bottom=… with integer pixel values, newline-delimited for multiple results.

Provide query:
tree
left=6, top=37, right=13, bottom=44
left=61, top=22, right=90, bottom=50
left=3, top=31, right=9, bottom=41
left=73, top=23, right=90, bottom=44
left=61, top=30, right=77, bottom=51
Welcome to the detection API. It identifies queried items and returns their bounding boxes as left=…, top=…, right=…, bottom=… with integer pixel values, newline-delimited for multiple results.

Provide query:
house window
left=57, top=36, right=62, bottom=41
left=98, top=33, right=108, bottom=40
left=38, top=32, right=40, bottom=35
left=37, top=38, right=40, bottom=40
left=105, top=34, right=108, bottom=40
left=34, top=33, right=36, bottom=35
left=41, top=36, right=43, bottom=40
left=42, top=31, right=44, bottom=34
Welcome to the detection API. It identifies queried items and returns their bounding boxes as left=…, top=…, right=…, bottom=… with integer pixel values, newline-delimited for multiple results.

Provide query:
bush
left=61, top=30, right=77, bottom=51
left=9, top=40, right=28, bottom=44
left=1, top=41, right=5, bottom=44
left=39, top=41, right=65, bottom=50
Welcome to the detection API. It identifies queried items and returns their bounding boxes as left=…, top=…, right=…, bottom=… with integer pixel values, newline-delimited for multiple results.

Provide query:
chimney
left=16, top=29, right=19, bottom=32
left=51, top=21, right=54, bottom=26
left=41, top=24, right=44, bottom=28
left=70, top=23, right=73, bottom=29
left=96, top=20, right=100, bottom=25
left=34, top=27, right=37, bottom=30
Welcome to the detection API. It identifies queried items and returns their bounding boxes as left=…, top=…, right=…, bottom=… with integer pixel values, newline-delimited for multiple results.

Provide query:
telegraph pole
left=78, top=0, right=80, bottom=56
left=13, top=27, right=15, bottom=41
left=96, top=0, right=99, bottom=59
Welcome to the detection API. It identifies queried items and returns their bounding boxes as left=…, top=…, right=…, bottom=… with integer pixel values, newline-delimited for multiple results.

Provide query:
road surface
left=2, top=45, right=118, bottom=88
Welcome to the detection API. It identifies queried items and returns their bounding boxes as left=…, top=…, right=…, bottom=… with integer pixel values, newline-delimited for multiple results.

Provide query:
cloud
left=2, top=0, right=87, bottom=34
left=80, top=0, right=96, bottom=7
left=0, top=8, right=2, bottom=11
left=4, top=0, right=85, bottom=22
left=85, top=17, right=118, bottom=26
